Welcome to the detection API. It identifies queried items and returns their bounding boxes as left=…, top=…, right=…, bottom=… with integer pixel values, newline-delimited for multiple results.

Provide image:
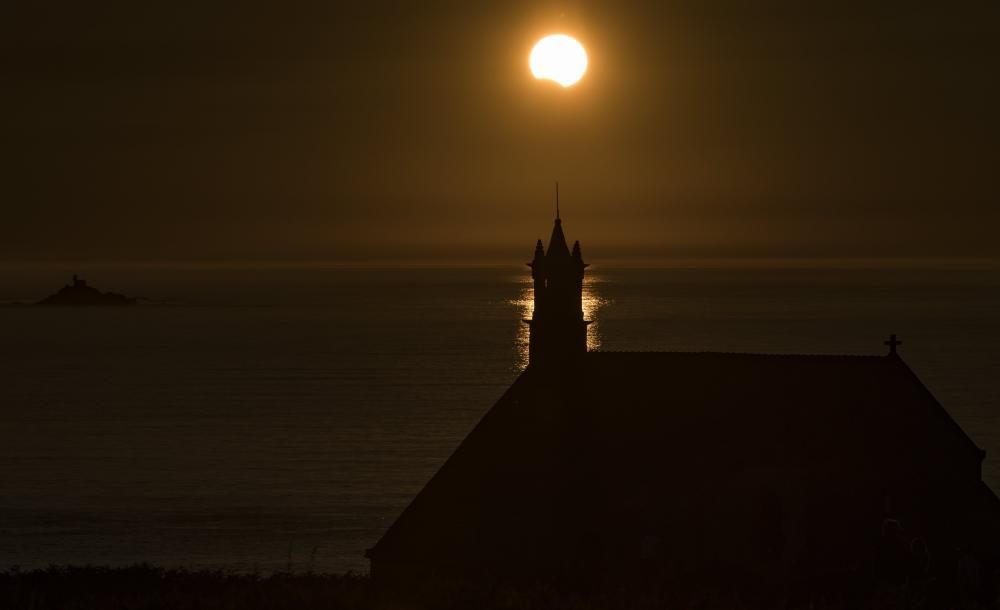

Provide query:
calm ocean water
left=1, top=265, right=999, bottom=573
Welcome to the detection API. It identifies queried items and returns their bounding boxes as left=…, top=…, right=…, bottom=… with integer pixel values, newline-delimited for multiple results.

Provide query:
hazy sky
left=3, top=1, right=998, bottom=263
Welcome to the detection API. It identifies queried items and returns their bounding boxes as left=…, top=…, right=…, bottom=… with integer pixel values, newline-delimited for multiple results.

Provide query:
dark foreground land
left=2, top=565, right=998, bottom=610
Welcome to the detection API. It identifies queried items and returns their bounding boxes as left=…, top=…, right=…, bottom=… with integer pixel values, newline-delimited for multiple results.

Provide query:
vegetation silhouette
left=0, top=565, right=370, bottom=610
left=3, top=563, right=999, bottom=609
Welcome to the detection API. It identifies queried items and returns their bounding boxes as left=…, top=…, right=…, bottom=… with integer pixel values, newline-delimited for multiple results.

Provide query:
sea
left=1, top=264, right=999, bottom=574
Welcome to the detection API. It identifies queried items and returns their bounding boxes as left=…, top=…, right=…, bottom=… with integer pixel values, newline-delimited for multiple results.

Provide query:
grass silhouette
left=0, top=563, right=992, bottom=609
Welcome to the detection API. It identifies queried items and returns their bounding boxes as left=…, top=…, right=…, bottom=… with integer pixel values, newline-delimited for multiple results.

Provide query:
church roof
left=369, top=351, right=997, bottom=575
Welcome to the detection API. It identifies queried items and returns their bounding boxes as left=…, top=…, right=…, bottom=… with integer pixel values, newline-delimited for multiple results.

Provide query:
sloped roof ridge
left=586, top=349, right=883, bottom=358
left=892, top=355, right=985, bottom=457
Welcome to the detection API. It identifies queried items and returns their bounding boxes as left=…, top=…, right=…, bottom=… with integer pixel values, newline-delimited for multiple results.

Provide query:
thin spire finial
left=555, top=182, right=560, bottom=220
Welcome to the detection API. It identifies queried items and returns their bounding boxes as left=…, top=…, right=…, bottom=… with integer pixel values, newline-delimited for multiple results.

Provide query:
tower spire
left=525, top=196, right=589, bottom=369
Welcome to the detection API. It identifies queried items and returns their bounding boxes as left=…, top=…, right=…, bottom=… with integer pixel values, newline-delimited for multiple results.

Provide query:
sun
left=529, top=34, right=588, bottom=88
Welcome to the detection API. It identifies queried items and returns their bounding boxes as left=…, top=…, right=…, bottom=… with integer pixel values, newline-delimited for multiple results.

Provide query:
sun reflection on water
left=509, top=274, right=608, bottom=371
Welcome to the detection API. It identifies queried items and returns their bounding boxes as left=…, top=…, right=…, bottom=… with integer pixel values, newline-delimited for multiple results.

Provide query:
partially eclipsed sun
left=530, top=34, right=588, bottom=87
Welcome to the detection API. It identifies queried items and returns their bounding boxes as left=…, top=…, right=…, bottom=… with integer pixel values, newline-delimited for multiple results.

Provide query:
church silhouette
left=368, top=213, right=1000, bottom=597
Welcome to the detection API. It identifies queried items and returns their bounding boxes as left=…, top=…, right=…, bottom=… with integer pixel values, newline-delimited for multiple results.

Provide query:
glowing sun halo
left=530, top=34, right=588, bottom=87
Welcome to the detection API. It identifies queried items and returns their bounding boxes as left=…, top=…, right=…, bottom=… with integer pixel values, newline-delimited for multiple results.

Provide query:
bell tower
left=525, top=187, right=590, bottom=367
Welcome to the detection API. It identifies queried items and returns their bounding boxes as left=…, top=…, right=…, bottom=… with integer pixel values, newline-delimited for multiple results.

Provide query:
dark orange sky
left=2, top=1, right=998, bottom=264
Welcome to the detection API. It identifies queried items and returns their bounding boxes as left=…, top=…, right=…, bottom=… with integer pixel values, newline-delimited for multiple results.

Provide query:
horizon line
left=2, top=256, right=999, bottom=271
